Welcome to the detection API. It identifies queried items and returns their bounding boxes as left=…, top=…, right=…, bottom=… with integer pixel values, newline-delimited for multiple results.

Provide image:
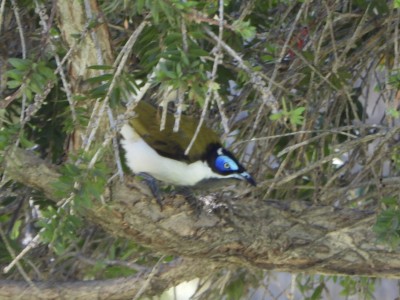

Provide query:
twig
left=132, top=255, right=166, bottom=300
left=82, top=19, right=148, bottom=153
left=22, top=81, right=54, bottom=125
left=213, top=90, right=230, bottom=134
left=233, top=124, right=370, bottom=146
left=338, top=3, right=371, bottom=63
left=289, top=273, right=297, bottom=300
left=270, top=132, right=388, bottom=187
left=23, top=1, right=80, bottom=125
left=251, top=0, right=309, bottom=134
left=0, top=0, right=6, bottom=33
left=173, top=88, right=184, bottom=132
left=203, top=26, right=278, bottom=111
left=23, top=0, right=81, bottom=123
left=393, top=7, right=399, bottom=69
left=108, top=107, right=124, bottom=181
left=184, top=0, right=224, bottom=155
left=172, top=18, right=189, bottom=132
left=76, top=253, right=147, bottom=272
left=10, top=0, right=27, bottom=147
left=0, top=228, right=40, bottom=296
left=323, top=0, right=339, bottom=73
left=160, top=90, right=169, bottom=131
left=10, top=0, right=26, bottom=58
left=2, top=229, right=40, bottom=276
left=181, top=15, right=189, bottom=53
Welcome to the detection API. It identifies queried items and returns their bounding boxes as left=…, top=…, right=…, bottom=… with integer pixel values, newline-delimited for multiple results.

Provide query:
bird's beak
left=240, top=172, right=257, bottom=186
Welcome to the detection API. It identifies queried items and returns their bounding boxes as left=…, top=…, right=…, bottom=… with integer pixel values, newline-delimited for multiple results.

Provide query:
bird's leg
left=137, top=172, right=163, bottom=209
left=174, top=187, right=202, bottom=216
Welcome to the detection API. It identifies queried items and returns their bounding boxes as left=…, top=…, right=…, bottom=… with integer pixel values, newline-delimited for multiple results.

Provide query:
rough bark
left=4, top=147, right=397, bottom=279
left=56, top=0, right=113, bottom=83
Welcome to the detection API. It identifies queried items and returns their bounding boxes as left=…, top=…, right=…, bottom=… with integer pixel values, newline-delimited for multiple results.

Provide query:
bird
left=120, top=101, right=256, bottom=203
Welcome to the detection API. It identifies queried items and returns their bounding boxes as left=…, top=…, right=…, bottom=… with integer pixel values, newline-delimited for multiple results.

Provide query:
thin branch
left=1, top=227, right=40, bottom=292
left=0, top=0, right=6, bottom=33
left=2, top=235, right=40, bottom=274
left=172, top=17, right=189, bottom=132
left=132, top=255, right=166, bottom=300
left=184, top=0, right=224, bottom=155
left=213, top=90, right=230, bottom=135
left=34, top=0, right=76, bottom=122
left=82, top=19, right=148, bottom=152
left=203, top=26, right=278, bottom=111
left=393, top=7, right=399, bottom=69
left=76, top=254, right=147, bottom=272
left=252, top=0, right=309, bottom=134
left=107, top=107, right=124, bottom=181
left=10, top=0, right=26, bottom=58
left=10, top=0, right=27, bottom=147
left=269, top=131, right=391, bottom=187
left=173, top=88, right=184, bottom=132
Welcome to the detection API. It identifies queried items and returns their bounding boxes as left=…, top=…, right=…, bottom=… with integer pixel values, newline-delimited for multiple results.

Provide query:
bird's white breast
left=120, top=124, right=224, bottom=186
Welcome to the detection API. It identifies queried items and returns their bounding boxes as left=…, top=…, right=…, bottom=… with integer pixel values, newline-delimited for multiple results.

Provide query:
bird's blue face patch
left=215, top=155, right=239, bottom=173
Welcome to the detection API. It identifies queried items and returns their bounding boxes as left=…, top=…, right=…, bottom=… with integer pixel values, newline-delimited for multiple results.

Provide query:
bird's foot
left=173, top=187, right=203, bottom=216
left=137, top=172, right=163, bottom=209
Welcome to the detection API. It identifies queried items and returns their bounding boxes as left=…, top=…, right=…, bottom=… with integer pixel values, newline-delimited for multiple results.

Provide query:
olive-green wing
left=129, top=101, right=221, bottom=163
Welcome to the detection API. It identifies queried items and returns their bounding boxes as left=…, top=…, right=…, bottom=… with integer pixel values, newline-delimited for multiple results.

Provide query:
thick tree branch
left=0, top=258, right=220, bottom=300
left=4, top=147, right=399, bottom=278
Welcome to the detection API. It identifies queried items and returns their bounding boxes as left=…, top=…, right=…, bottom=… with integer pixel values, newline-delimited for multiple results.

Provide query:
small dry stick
left=132, top=255, right=166, bottom=300
left=34, top=0, right=77, bottom=124
left=185, top=0, right=225, bottom=155
left=82, top=20, right=148, bottom=153
left=2, top=231, right=40, bottom=275
left=0, top=0, right=6, bottom=33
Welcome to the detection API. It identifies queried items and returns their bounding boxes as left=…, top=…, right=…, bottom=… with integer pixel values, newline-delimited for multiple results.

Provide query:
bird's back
left=129, top=101, right=221, bottom=163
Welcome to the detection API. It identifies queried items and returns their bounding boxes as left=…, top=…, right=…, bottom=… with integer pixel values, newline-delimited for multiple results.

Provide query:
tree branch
left=0, top=258, right=220, bottom=300
left=4, top=148, right=399, bottom=278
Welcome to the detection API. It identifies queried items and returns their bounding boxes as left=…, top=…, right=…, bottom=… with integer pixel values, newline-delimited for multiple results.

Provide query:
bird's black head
left=204, top=144, right=256, bottom=186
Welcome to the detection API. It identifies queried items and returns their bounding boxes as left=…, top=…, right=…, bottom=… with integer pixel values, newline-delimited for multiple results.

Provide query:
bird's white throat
left=120, top=124, right=228, bottom=186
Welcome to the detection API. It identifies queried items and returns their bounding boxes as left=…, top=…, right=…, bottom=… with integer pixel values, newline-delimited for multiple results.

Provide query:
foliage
left=270, top=97, right=305, bottom=127
left=296, top=274, right=376, bottom=300
left=53, top=155, right=109, bottom=208
left=374, top=196, right=400, bottom=248
left=6, top=58, right=56, bottom=100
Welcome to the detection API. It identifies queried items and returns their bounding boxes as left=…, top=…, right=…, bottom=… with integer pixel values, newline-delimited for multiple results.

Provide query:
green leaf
left=10, top=220, right=22, bottom=240
left=86, top=74, right=113, bottom=84
left=387, top=108, right=400, bottom=118
left=269, top=112, right=282, bottom=121
left=8, top=58, right=32, bottom=71
left=30, top=75, right=44, bottom=94
left=310, top=283, right=324, bottom=300
left=290, top=107, right=305, bottom=125
left=37, top=63, right=56, bottom=80
left=226, top=278, right=245, bottom=300
left=104, top=265, right=136, bottom=278
left=5, top=69, right=23, bottom=81
left=232, top=20, right=256, bottom=40
left=7, top=80, right=22, bottom=89
left=88, top=65, right=114, bottom=70
left=136, top=0, right=145, bottom=14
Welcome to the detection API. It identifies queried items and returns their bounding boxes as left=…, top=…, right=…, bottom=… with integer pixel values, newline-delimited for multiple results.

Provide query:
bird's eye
left=215, top=155, right=239, bottom=173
